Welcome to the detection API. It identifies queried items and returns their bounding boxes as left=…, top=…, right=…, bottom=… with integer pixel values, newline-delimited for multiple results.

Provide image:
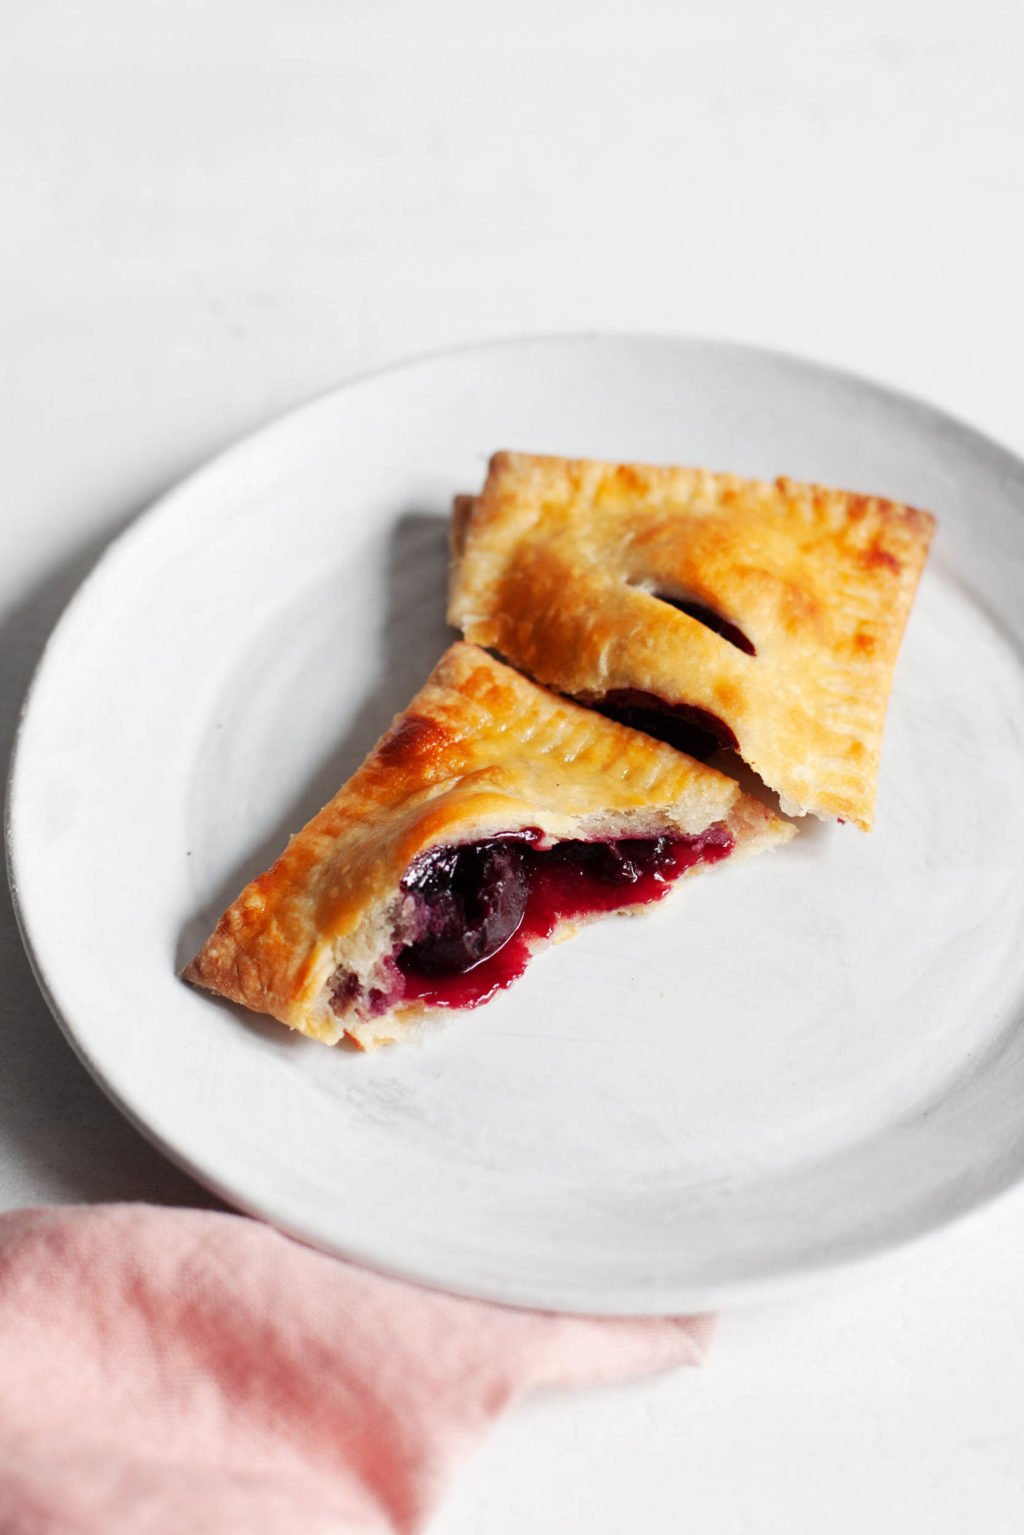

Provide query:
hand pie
left=449, top=452, right=935, bottom=830
left=185, top=643, right=793, bottom=1048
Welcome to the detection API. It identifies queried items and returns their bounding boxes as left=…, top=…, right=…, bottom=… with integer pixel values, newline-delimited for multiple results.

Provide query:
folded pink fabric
left=0, top=1206, right=711, bottom=1534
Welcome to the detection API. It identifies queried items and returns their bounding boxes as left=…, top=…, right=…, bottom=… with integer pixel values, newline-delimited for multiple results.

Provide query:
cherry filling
left=329, top=825, right=734, bottom=1020
left=595, top=689, right=739, bottom=760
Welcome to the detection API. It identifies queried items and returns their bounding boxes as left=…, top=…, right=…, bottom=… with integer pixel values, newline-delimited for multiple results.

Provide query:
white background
left=3, top=2, right=1024, bottom=1529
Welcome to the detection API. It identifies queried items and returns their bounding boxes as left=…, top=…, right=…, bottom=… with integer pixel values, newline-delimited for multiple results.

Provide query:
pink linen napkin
left=0, top=1205, right=712, bottom=1534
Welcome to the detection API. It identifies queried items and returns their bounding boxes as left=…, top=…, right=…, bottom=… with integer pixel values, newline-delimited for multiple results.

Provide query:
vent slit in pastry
left=592, top=689, right=739, bottom=760
left=640, top=589, right=756, bottom=656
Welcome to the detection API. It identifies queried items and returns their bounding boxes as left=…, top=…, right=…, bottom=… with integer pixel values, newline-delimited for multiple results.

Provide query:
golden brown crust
left=450, top=493, right=476, bottom=560
left=448, top=452, right=936, bottom=829
left=185, top=643, right=793, bottom=1046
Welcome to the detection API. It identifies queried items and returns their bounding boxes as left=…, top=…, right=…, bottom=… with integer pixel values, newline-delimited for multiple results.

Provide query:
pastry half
left=449, top=452, right=936, bottom=830
left=185, top=643, right=793, bottom=1048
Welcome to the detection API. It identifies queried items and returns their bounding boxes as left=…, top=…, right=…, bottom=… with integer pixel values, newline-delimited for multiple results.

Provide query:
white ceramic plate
left=9, top=335, right=1024, bottom=1313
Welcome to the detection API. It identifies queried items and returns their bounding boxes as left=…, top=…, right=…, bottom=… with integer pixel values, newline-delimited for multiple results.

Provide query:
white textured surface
left=3, top=1, right=1024, bottom=1528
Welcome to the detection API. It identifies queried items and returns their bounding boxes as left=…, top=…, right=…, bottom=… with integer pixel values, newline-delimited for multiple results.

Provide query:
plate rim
left=8, top=329, right=1024, bottom=1314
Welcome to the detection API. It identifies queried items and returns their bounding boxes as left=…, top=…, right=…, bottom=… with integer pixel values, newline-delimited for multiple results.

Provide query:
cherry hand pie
left=449, top=452, right=935, bottom=829
left=185, top=644, right=793, bottom=1048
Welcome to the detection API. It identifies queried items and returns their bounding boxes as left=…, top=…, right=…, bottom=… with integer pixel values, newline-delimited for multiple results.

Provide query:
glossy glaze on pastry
left=449, top=453, right=935, bottom=829
left=185, top=644, right=793, bottom=1047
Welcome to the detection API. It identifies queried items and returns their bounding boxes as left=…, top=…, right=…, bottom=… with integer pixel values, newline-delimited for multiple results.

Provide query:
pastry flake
left=449, top=452, right=935, bottom=829
left=185, top=643, right=793, bottom=1048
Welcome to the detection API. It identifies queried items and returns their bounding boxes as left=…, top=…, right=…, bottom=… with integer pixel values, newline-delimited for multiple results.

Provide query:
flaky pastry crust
left=448, top=453, right=935, bottom=829
left=185, top=643, right=792, bottom=1047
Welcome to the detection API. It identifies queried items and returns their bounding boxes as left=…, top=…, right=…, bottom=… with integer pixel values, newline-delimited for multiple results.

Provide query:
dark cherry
left=650, top=593, right=756, bottom=656
left=595, top=689, right=739, bottom=758
left=400, top=840, right=530, bottom=975
left=329, top=970, right=361, bottom=1011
